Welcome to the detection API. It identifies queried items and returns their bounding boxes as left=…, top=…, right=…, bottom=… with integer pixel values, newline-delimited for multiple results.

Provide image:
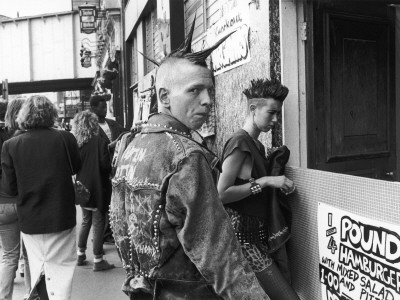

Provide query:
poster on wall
left=318, top=202, right=400, bottom=300
left=206, top=0, right=250, bottom=76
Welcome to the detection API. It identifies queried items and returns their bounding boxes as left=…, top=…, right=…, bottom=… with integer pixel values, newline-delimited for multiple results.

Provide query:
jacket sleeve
left=1, top=141, right=18, bottom=196
left=98, top=138, right=112, bottom=174
left=108, top=119, right=128, bottom=141
left=165, top=152, right=269, bottom=300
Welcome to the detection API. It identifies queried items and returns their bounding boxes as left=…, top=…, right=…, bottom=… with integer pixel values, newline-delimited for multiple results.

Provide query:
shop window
left=153, top=9, right=163, bottom=63
left=184, top=0, right=223, bottom=47
left=143, top=10, right=158, bottom=74
left=184, top=0, right=206, bottom=40
left=206, top=0, right=221, bottom=28
left=127, top=35, right=138, bottom=85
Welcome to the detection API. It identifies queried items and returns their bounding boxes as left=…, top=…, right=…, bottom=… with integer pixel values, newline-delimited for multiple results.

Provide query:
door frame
left=396, top=6, right=400, bottom=181
left=280, top=0, right=400, bottom=180
left=280, top=0, right=309, bottom=168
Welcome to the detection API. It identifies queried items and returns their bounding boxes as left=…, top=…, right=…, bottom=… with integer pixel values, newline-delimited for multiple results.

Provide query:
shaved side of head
left=155, top=58, right=180, bottom=97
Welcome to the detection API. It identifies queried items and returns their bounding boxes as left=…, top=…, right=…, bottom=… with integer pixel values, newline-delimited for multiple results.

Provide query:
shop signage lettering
left=318, top=203, right=400, bottom=300
left=82, top=22, right=95, bottom=27
left=211, top=25, right=249, bottom=75
left=214, top=13, right=242, bottom=36
left=79, top=5, right=96, bottom=34
left=206, top=0, right=250, bottom=75
left=81, top=10, right=95, bottom=16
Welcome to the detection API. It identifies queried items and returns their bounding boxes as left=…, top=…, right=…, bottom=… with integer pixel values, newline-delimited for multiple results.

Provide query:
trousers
left=0, top=203, right=20, bottom=300
left=78, top=208, right=105, bottom=257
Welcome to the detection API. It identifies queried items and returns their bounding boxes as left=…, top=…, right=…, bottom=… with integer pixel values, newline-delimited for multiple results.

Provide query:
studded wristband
left=249, top=178, right=262, bottom=195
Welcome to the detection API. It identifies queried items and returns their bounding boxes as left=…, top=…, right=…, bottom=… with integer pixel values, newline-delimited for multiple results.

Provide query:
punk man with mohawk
left=109, top=20, right=270, bottom=300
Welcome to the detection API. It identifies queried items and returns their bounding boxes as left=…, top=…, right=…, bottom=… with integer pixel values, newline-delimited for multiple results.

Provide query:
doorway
left=307, top=0, right=400, bottom=181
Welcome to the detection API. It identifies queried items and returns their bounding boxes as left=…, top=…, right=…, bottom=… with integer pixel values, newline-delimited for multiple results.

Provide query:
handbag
left=73, top=179, right=91, bottom=206
left=59, top=130, right=91, bottom=206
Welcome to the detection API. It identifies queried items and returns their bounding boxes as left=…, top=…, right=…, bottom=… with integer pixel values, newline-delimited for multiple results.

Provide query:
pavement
left=12, top=207, right=127, bottom=300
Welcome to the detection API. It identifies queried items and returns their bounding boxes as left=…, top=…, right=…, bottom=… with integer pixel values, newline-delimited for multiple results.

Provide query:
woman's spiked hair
left=243, top=78, right=289, bottom=102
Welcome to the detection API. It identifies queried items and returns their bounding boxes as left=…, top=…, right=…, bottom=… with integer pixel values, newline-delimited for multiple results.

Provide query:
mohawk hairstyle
left=139, top=14, right=233, bottom=68
left=243, top=78, right=289, bottom=102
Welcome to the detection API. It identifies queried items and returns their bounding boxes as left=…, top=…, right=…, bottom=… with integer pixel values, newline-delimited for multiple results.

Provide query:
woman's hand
left=260, top=175, right=295, bottom=195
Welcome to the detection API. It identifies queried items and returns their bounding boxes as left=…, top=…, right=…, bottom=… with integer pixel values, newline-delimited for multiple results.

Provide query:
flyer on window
left=318, top=202, right=400, bottom=300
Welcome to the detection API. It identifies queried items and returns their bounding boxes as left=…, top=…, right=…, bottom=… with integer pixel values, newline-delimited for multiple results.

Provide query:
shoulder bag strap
left=57, top=129, right=74, bottom=175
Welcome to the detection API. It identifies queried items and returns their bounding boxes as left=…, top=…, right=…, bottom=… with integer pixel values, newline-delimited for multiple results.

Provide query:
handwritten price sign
left=318, top=203, right=400, bottom=300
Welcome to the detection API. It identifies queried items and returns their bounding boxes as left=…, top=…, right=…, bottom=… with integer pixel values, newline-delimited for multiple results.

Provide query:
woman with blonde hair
left=1, top=95, right=81, bottom=300
left=71, top=110, right=114, bottom=271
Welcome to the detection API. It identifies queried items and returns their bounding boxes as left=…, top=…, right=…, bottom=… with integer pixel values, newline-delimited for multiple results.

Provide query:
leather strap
left=56, top=129, right=74, bottom=175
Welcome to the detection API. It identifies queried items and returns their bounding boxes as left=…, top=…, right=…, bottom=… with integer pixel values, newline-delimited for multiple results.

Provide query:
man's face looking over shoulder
left=158, top=59, right=214, bottom=131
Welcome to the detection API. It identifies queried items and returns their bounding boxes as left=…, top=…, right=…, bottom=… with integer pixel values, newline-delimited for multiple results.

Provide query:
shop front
left=78, top=0, right=124, bottom=124
left=121, top=1, right=400, bottom=299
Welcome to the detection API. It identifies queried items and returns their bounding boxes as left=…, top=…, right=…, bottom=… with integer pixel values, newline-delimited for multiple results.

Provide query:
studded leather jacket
left=110, top=113, right=269, bottom=300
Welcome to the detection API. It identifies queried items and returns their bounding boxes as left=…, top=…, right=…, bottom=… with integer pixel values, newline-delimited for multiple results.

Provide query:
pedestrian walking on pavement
left=89, top=95, right=127, bottom=245
left=71, top=110, right=115, bottom=271
left=0, top=100, right=19, bottom=300
left=0, top=97, right=38, bottom=300
left=1, top=95, right=81, bottom=300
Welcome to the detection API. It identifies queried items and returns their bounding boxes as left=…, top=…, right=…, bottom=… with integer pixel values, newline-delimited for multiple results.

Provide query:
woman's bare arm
left=218, top=149, right=255, bottom=204
left=218, top=149, right=295, bottom=204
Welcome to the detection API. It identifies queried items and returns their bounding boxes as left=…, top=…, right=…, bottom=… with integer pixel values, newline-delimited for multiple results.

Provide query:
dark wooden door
left=311, top=1, right=396, bottom=180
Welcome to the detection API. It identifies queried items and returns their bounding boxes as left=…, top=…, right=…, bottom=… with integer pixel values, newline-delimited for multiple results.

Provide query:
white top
left=99, top=121, right=112, bottom=141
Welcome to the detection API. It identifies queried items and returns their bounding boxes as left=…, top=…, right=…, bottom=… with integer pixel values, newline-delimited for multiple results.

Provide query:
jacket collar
left=105, top=118, right=117, bottom=128
left=141, top=113, right=221, bottom=172
left=142, top=113, right=192, bottom=138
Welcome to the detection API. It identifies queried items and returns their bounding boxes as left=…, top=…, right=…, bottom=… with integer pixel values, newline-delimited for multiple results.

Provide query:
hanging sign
left=79, top=4, right=97, bottom=34
left=206, top=0, right=250, bottom=75
left=318, top=202, right=400, bottom=300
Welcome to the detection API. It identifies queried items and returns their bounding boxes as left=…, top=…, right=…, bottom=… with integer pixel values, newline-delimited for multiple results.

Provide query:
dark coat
left=99, top=118, right=127, bottom=144
left=99, top=118, right=128, bottom=162
left=1, top=128, right=81, bottom=234
left=76, top=135, right=111, bottom=213
left=266, top=145, right=292, bottom=253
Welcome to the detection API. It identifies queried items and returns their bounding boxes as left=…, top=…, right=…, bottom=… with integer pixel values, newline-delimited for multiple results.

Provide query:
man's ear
left=158, top=88, right=170, bottom=108
left=249, top=104, right=256, bottom=112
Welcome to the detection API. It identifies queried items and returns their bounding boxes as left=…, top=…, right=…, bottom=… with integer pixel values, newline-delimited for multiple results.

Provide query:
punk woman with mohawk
left=218, top=78, right=300, bottom=300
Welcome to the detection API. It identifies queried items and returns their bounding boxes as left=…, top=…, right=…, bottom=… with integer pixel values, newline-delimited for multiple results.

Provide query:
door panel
left=328, top=14, right=389, bottom=160
left=312, top=2, right=396, bottom=180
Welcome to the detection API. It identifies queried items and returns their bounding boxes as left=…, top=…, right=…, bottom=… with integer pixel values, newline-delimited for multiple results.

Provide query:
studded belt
left=235, top=229, right=268, bottom=245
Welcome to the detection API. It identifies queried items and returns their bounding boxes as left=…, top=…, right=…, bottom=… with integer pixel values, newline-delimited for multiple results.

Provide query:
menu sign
left=318, top=202, right=400, bottom=300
